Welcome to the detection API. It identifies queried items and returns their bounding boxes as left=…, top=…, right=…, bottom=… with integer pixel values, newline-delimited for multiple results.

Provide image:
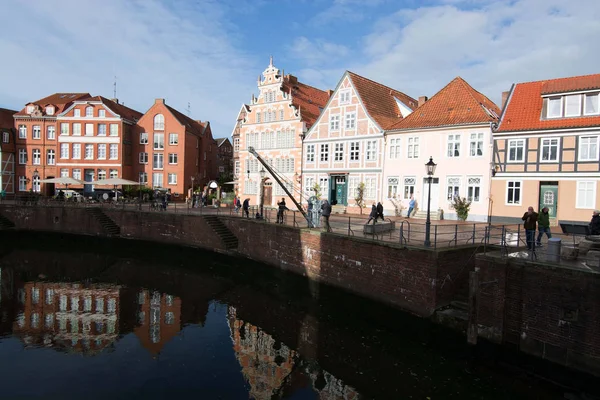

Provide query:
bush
left=451, top=196, right=471, bottom=221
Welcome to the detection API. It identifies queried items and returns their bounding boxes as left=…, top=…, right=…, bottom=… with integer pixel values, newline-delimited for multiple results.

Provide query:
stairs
left=0, top=213, right=15, bottom=229
left=204, top=215, right=238, bottom=250
left=413, top=209, right=443, bottom=220
left=433, top=300, right=469, bottom=332
left=86, top=207, right=120, bottom=236
left=331, top=205, right=347, bottom=214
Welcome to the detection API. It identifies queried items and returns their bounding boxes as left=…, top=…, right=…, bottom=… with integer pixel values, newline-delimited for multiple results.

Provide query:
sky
left=1, top=0, right=599, bottom=138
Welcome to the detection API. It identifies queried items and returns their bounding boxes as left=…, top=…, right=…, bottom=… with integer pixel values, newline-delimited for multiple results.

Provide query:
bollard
left=547, top=238, right=561, bottom=263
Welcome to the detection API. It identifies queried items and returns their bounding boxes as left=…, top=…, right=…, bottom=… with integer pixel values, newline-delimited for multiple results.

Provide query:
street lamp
left=424, top=157, right=437, bottom=247
left=32, top=168, right=39, bottom=193
left=190, top=176, right=196, bottom=207
left=259, top=167, right=266, bottom=218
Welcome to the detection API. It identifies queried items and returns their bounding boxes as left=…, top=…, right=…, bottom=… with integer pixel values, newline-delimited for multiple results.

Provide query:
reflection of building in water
left=227, top=306, right=361, bottom=400
left=134, top=289, right=181, bottom=355
left=11, top=281, right=134, bottom=354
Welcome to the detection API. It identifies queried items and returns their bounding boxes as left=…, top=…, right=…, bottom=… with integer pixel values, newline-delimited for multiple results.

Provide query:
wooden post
left=467, top=268, right=479, bottom=345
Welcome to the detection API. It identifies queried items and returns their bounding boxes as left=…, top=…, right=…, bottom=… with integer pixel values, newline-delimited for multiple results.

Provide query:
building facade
left=234, top=58, right=329, bottom=209
left=491, top=73, right=600, bottom=224
left=216, top=137, right=233, bottom=183
left=302, top=71, right=417, bottom=213
left=383, top=77, right=500, bottom=221
left=0, top=108, right=16, bottom=194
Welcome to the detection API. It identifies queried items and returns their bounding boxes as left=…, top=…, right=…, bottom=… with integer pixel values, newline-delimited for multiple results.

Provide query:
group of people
left=367, top=202, right=385, bottom=224
left=521, top=206, right=552, bottom=250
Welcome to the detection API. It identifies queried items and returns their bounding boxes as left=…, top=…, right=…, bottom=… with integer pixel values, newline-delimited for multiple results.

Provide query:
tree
left=313, top=183, right=322, bottom=200
left=451, top=196, right=472, bottom=221
left=355, top=182, right=366, bottom=215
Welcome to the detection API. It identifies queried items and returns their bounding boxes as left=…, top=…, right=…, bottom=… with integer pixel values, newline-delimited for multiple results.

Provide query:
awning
left=40, top=177, right=85, bottom=185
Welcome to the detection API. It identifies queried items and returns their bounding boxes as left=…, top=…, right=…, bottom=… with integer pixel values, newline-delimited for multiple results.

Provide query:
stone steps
left=412, top=209, right=443, bottom=220
left=204, top=216, right=238, bottom=250
left=85, top=208, right=120, bottom=236
left=0, top=213, right=15, bottom=229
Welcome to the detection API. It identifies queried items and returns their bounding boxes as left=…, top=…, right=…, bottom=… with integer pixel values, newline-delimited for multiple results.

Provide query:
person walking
left=321, top=199, right=332, bottom=232
left=277, top=198, right=288, bottom=224
left=242, top=198, right=250, bottom=218
left=234, top=196, right=241, bottom=213
left=406, top=196, right=415, bottom=218
left=536, top=207, right=551, bottom=247
left=367, top=203, right=377, bottom=225
left=521, top=206, right=538, bottom=250
left=589, top=210, right=600, bottom=235
left=376, top=202, right=384, bottom=221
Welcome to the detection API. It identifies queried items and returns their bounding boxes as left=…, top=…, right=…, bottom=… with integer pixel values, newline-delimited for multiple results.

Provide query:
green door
left=539, top=184, right=558, bottom=218
left=335, top=176, right=347, bottom=206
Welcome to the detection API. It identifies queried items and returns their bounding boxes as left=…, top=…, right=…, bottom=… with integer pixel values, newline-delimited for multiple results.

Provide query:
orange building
left=134, top=289, right=181, bottom=355
left=0, top=108, right=17, bottom=193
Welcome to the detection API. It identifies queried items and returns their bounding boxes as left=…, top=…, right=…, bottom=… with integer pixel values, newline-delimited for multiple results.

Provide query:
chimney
left=501, top=91, right=510, bottom=110
left=287, top=74, right=298, bottom=85
left=155, top=98, right=165, bottom=104
left=418, top=96, right=428, bottom=107
left=110, top=98, right=119, bottom=104
left=327, top=89, right=334, bottom=97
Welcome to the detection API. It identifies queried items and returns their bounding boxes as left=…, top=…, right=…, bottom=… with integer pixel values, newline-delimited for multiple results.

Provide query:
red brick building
left=0, top=108, right=17, bottom=194
left=134, top=289, right=181, bottom=355
left=216, top=137, right=233, bottom=183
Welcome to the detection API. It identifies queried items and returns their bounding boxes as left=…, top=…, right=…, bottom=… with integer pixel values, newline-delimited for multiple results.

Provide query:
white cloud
left=0, top=0, right=258, bottom=137
left=288, top=37, right=349, bottom=67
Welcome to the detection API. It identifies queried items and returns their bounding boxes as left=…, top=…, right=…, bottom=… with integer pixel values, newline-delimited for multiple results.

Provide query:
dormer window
left=99, top=109, right=106, bottom=118
left=26, top=105, right=34, bottom=114
left=46, top=106, right=54, bottom=115
left=546, top=92, right=600, bottom=118
left=547, top=97, right=562, bottom=118
left=565, top=95, right=581, bottom=117
left=85, top=106, right=93, bottom=117
left=585, top=93, right=599, bottom=115
left=339, top=90, right=351, bottom=105
left=74, top=109, right=81, bottom=117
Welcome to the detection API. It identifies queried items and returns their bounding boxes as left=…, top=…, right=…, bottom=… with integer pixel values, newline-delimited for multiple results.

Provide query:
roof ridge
left=516, top=72, right=600, bottom=86
left=455, top=77, right=496, bottom=110
left=284, top=76, right=329, bottom=96
left=347, top=70, right=412, bottom=99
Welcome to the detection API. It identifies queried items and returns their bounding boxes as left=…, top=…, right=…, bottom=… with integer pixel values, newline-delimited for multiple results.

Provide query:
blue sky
left=1, top=0, right=599, bottom=138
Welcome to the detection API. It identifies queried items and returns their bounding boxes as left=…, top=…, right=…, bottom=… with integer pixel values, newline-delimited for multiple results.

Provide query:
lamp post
left=424, top=157, right=437, bottom=247
left=259, top=167, right=266, bottom=218
left=191, top=176, right=195, bottom=207
left=32, top=168, right=39, bottom=193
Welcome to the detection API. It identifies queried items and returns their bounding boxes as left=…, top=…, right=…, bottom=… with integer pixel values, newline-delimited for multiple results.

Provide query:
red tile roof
left=282, top=75, right=329, bottom=129
left=496, top=73, right=600, bottom=133
left=0, top=108, right=16, bottom=130
left=15, top=93, right=90, bottom=116
left=389, top=77, right=500, bottom=130
left=165, top=104, right=207, bottom=137
left=81, top=96, right=143, bottom=122
left=347, top=71, right=418, bottom=130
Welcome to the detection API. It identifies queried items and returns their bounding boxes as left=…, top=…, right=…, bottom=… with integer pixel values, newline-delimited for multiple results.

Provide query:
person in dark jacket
left=367, top=203, right=377, bottom=225
left=321, top=200, right=332, bottom=232
left=376, top=202, right=384, bottom=221
left=522, top=206, right=538, bottom=250
left=277, top=198, right=288, bottom=224
left=536, top=207, right=552, bottom=246
left=589, top=210, right=600, bottom=235
left=242, top=198, right=250, bottom=218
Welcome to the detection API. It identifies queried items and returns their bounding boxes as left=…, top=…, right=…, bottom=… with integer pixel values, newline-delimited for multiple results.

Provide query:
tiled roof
left=15, top=93, right=90, bottom=116
left=216, top=138, right=230, bottom=147
left=165, top=104, right=207, bottom=137
left=282, top=76, right=329, bottom=129
left=389, top=77, right=500, bottom=130
left=0, top=108, right=16, bottom=129
left=496, top=73, right=600, bottom=133
left=82, top=96, right=143, bottom=122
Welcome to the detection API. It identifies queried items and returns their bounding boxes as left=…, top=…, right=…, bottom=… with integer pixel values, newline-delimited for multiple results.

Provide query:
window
left=447, top=177, right=461, bottom=200
left=584, top=93, right=599, bottom=115
left=320, top=144, right=329, bottom=162
left=447, top=134, right=460, bottom=157
left=27, top=105, right=34, bottom=114
left=73, top=169, right=81, bottom=180
left=32, top=288, right=40, bottom=304
left=579, top=136, right=599, bottom=161
left=348, top=177, right=359, bottom=200
left=18, top=176, right=26, bottom=191
left=73, top=123, right=81, bottom=135
left=109, top=124, right=118, bottom=136
left=2, top=132, right=8, bottom=143
left=329, top=115, right=340, bottom=131
left=547, top=97, right=562, bottom=118
left=85, top=106, right=93, bottom=117
left=168, top=153, right=177, bottom=164
left=152, top=173, right=163, bottom=187
left=61, top=123, right=69, bottom=135
left=403, top=177, right=416, bottom=199
left=109, top=144, right=118, bottom=160
left=107, top=298, right=116, bottom=313
left=32, top=175, right=40, bottom=192
left=18, top=149, right=26, bottom=164
left=319, top=177, right=329, bottom=195
left=97, top=169, right=106, bottom=180
left=154, top=114, right=164, bottom=130
left=97, top=144, right=106, bottom=159
left=366, top=140, right=377, bottom=161
left=32, top=149, right=41, bottom=165
left=46, top=106, right=54, bottom=115
left=139, top=152, right=148, bottom=164
left=85, top=144, right=93, bottom=160
left=153, top=153, right=164, bottom=169
left=234, top=161, right=240, bottom=177
left=110, top=169, right=118, bottom=179
left=46, top=289, right=54, bottom=305
left=256, top=111, right=261, bottom=123
left=506, top=181, right=521, bottom=204
left=18, top=125, right=26, bottom=139
left=59, top=144, right=69, bottom=159
left=540, top=138, right=559, bottom=162
left=467, top=176, right=481, bottom=203
left=47, top=125, right=55, bottom=140
left=334, top=143, right=344, bottom=161
left=365, top=177, right=376, bottom=199
left=139, top=172, right=148, bottom=184
left=345, top=112, right=356, bottom=129
left=139, top=132, right=148, bottom=145
left=577, top=181, right=596, bottom=209
left=71, top=296, right=79, bottom=311
left=387, top=177, right=399, bottom=198
left=47, top=149, right=55, bottom=165
left=233, top=138, right=240, bottom=152
left=97, top=124, right=106, bottom=136
left=350, top=142, right=359, bottom=161
left=280, top=109, right=284, bottom=120
left=60, top=168, right=68, bottom=177
left=306, top=144, right=315, bottom=162
left=85, top=123, right=93, bottom=136
left=96, top=298, right=104, bottom=313
left=72, top=143, right=81, bottom=159
left=168, top=173, right=177, bottom=185
left=154, top=133, right=164, bottom=150
left=389, top=138, right=400, bottom=159
left=407, top=137, right=419, bottom=158
left=165, top=312, right=175, bottom=325
left=99, top=109, right=106, bottom=118
left=169, top=133, right=178, bottom=145
left=33, top=125, right=41, bottom=139
left=74, top=109, right=81, bottom=117
left=469, top=133, right=484, bottom=157
left=339, top=90, right=351, bottom=104
left=45, top=314, right=54, bottom=328
left=565, top=94, right=581, bottom=117
left=507, top=139, right=525, bottom=162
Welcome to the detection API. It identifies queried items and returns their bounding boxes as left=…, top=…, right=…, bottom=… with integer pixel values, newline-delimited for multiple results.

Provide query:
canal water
left=0, top=232, right=596, bottom=400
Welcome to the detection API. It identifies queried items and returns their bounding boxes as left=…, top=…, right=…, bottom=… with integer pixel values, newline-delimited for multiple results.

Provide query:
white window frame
left=469, top=133, right=484, bottom=157
left=365, top=177, right=376, bottom=199
left=334, top=143, right=344, bottom=162
left=109, top=144, right=118, bottom=160
left=32, top=125, right=41, bottom=140
left=85, top=106, right=93, bottom=117
left=540, top=138, right=559, bottom=162
left=505, top=180, right=522, bottom=206
left=154, top=133, right=164, bottom=150
left=547, top=97, right=563, bottom=119
left=97, top=169, right=106, bottom=180
left=47, top=125, right=55, bottom=140
left=168, top=173, right=177, bottom=185
left=2, top=131, right=8, bottom=143
left=507, top=139, right=525, bottom=162
left=154, top=114, right=165, bottom=130
left=72, top=144, right=81, bottom=159
left=74, top=109, right=81, bottom=117
left=234, top=161, right=240, bottom=177
left=345, top=112, right=356, bottom=129
left=578, top=136, right=599, bottom=162
left=139, top=152, right=148, bottom=164
left=85, top=123, right=94, bottom=136
left=97, top=144, right=107, bottom=160
left=576, top=181, right=596, bottom=209
left=366, top=140, right=377, bottom=161
left=140, top=132, right=148, bottom=144
left=32, top=149, right=41, bottom=165
left=350, top=142, right=359, bottom=161
left=320, top=144, right=329, bottom=162
left=403, top=177, right=416, bottom=200
left=99, top=109, right=106, bottom=118
left=407, top=137, right=419, bottom=158
left=447, top=134, right=460, bottom=157
left=73, top=123, right=81, bottom=136
left=153, top=153, right=164, bottom=170
left=18, top=148, right=27, bottom=164
left=18, top=125, right=26, bottom=139
left=72, top=169, right=82, bottom=180
left=306, top=144, right=315, bottom=162
left=109, top=169, right=118, bottom=179
left=233, top=138, right=240, bottom=152
left=60, top=123, right=69, bottom=136
left=60, top=144, right=69, bottom=159
left=446, top=176, right=461, bottom=201
left=152, top=173, right=163, bottom=188
left=18, top=176, right=27, bottom=191
left=97, top=123, right=107, bottom=136
left=84, top=144, right=93, bottom=160
left=139, top=172, right=148, bottom=184
left=169, top=133, right=178, bottom=145
left=329, top=115, right=340, bottom=131
left=564, top=94, right=581, bottom=117
left=339, top=89, right=351, bottom=105
left=60, top=168, right=69, bottom=178
left=584, top=93, right=600, bottom=116
left=389, top=138, right=400, bottom=159
left=387, top=177, right=399, bottom=198
left=466, top=176, right=482, bottom=203
left=168, top=153, right=178, bottom=165
left=47, top=149, right=55, bottom=165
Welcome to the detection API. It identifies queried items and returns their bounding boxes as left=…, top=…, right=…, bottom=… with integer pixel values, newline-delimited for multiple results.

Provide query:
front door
left=263, top=182, right=272, bottom=207
left=84, top=170, right=95, bottom=193
left=335, top=176, right=347, bottom=206
left=422, top=178, right=440, bottom=211
left=539, top=183, right=558, bottom=218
